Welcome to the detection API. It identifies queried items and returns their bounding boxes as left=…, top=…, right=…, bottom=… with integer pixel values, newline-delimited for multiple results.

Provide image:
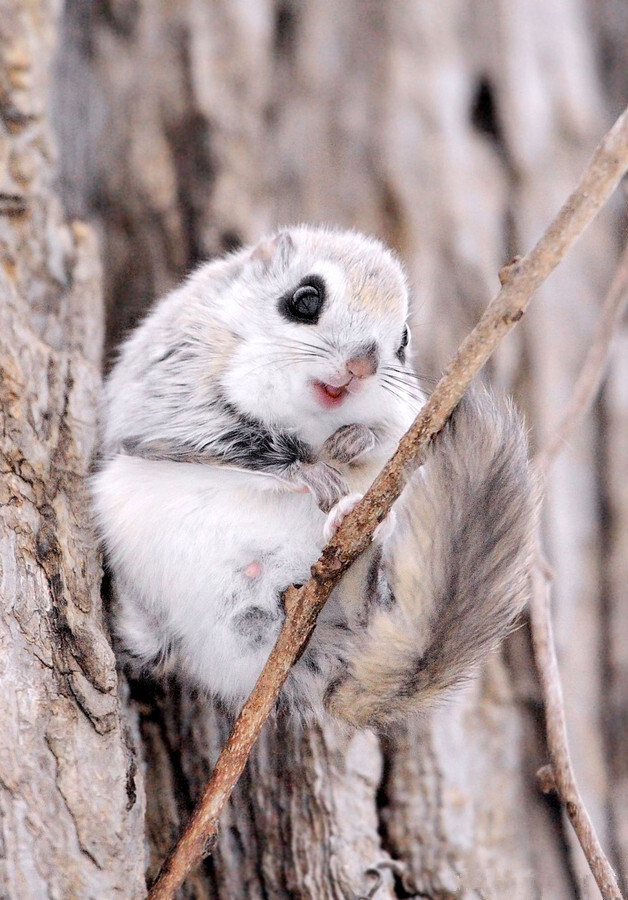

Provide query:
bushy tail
left=325, top=388, right=539, bottom=729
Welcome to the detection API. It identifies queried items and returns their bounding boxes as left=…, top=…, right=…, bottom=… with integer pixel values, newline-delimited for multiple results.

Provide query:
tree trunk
left=2, top=0, right=627, bottom=897
left=0, top=2, right=145, bottom=897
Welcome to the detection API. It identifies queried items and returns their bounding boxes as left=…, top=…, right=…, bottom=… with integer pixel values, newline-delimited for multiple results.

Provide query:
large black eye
left=279, top=276, right=326, bottom=324
left=397, top=324, right=410, bottom=362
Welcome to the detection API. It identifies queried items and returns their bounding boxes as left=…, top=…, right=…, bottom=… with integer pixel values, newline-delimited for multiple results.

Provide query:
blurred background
left=45, top=1, right=628, bottom=896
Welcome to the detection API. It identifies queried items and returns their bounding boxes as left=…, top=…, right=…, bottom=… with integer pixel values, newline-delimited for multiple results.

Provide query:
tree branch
left=535, top=236, right=628, bottom=477
left=529, top=241, right=628, bottom=900
left=148, top=103, right=628, bottom=899
left=531, top=556, right=623, bottom=900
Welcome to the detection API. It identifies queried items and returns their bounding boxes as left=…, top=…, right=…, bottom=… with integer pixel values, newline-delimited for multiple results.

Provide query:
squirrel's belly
left=92, top=455, right=324, bottom=609
left=92, top=455, right=330, bottom=703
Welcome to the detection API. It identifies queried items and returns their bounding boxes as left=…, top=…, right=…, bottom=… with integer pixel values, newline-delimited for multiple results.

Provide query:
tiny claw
left=373, top=507, right=397, bottom=542
left=323, top=493, right=363, bottom=543
left=323, top=496, right=397, bottom=544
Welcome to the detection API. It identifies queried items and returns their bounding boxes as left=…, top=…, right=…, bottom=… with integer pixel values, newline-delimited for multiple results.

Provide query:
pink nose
left=346, top=352, right=378, bottom=379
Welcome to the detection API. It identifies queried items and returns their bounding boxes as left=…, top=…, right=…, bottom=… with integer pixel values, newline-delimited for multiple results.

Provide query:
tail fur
left=325, top=387, right=538, bottom=729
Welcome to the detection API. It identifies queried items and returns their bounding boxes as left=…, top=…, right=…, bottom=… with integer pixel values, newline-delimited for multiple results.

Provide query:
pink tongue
left=324, top=384, right=344, bottom=398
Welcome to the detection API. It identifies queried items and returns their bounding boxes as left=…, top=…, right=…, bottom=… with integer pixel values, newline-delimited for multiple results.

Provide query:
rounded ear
left=250, top=230, right=294, bottom=268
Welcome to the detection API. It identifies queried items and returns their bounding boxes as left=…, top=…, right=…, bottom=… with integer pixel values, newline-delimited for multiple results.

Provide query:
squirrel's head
left=191, top=225, right=422, bottom=445
left=153, top=226, right=423, bottom=445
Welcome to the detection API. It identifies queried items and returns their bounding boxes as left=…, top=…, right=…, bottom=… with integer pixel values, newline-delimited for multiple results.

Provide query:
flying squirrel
left=92, top=225, right=537, bottom=729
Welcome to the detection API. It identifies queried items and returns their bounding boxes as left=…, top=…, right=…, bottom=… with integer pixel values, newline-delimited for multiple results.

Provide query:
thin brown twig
left=147, top=103, right=628, bottom=900
left=536, top=238, right=628, bottom=476
left=531, top=556, right=623, bottom=900
left=530, top=243, right=628, bottom=900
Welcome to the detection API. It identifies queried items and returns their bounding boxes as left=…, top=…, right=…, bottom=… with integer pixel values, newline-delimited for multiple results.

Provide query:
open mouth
left=313, top=380, right=350, bottom=408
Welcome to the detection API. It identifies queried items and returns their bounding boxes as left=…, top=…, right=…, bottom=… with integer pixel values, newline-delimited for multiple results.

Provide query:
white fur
left=94, top=225, right=423, bottom=714
left=92, top=457, right=331, bottom=705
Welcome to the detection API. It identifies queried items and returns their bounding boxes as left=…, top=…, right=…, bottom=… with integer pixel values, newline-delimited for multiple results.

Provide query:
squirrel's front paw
left=323, top=424, right=376, bottom=464
left=291, top=462, right=349, bottom=513
left=323, top=493, right=397, bottom=543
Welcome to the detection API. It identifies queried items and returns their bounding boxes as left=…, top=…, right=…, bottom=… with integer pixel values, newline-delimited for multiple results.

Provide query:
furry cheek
left=223, top=343, right=315, bottom=428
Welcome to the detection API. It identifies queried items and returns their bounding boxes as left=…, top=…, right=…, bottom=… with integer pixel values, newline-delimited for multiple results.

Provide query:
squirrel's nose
left=346, top=344, right=378, bottom=379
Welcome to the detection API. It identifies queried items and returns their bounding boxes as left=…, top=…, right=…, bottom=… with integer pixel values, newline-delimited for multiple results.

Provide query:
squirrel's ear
left=250, top=231, right=294, bottom=268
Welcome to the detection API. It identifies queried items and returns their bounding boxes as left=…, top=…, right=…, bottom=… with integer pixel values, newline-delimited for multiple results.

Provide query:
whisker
left=380, top=373, right=426, bottom=398
left=382, top=376, right=433, bottom=397
left=306, top=330, right=337, bottom=354
left=270, top=341, right=325, bottom=357
left=384, top=365, right=437, bottom=384
left=381, top=382, right=412, bottom=406
left=295, top=339, right=330, bottom=353
left=236, top=352, right=311, bottom=380
left=272, top=341, right=322, bottom=352
left=274, top=337, right=330, bottom=356
left=380, top=379, right=424, bottom=406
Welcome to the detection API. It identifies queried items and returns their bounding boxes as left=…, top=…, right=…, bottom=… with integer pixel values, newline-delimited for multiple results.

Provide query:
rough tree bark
left=0, top=2, right=145, bottom=897
left=1, top=0, right=626, bottom=898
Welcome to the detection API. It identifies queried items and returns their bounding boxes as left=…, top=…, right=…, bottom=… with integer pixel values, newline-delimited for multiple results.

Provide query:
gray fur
left=289, top=461, right=349, bottom=512
left=232, top=605, right=283, bottom=649
left=322, top=423, right=377, bottom=464
left=325, top=387, right=539, bottom=728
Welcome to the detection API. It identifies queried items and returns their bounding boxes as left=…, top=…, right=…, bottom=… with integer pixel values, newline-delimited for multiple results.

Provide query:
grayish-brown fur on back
left=326, top=387, right=539, bottom=728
